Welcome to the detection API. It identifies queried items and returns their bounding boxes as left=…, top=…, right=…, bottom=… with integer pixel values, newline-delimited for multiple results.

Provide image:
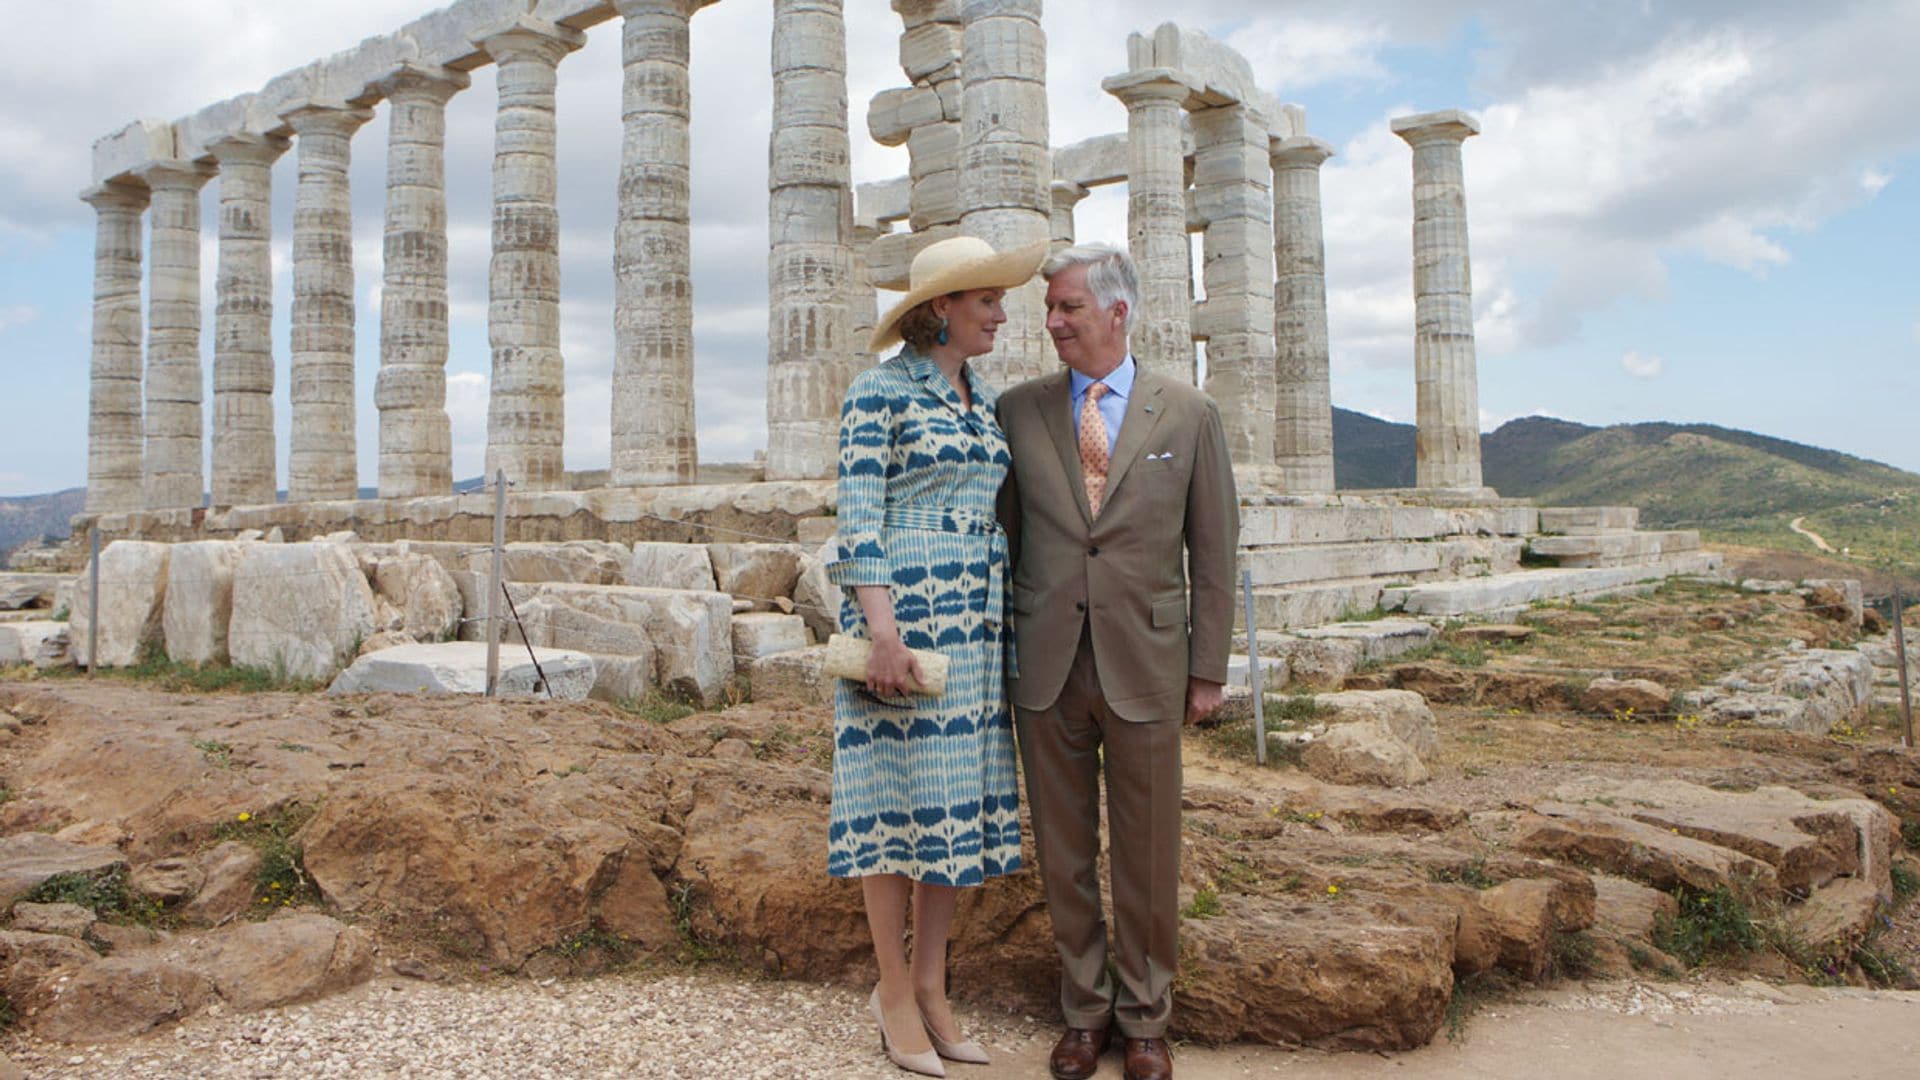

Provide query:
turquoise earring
left=936, top=317, right=949, bottom=346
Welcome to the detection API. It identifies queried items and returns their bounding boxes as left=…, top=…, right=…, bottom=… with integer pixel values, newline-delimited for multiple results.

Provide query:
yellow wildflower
left=1326, top=884, right=1340, bottom=896
left=237, top=812, right=252, bottom=822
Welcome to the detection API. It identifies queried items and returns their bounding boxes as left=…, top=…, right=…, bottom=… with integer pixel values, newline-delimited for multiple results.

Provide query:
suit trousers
left=1015, top=626, right=1183, bottom=1038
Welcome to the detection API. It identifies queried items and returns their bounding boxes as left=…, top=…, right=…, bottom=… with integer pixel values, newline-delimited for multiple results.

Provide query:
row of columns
left=84, top=2, right=752, bottom=513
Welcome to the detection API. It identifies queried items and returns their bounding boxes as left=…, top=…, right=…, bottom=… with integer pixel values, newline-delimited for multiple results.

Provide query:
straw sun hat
left=868, top=236, right=1049, bottom=353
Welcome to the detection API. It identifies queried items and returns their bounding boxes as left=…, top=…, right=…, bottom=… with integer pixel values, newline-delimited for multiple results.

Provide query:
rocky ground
left=0, top=576, right=1917, bottom=1077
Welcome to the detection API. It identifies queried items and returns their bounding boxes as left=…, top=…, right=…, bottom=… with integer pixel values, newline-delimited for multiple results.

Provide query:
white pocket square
left=1147, top=451, right=1174, bottom=461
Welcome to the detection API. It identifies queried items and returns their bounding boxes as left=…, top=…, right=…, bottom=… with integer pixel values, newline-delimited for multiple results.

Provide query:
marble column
left=1392, top=110, right=1483, bottom=491
left=1190, top=104, right=1275, bottom=469
left=133, top=161, right=214, bottom=510
left=765, top=0, right=854, bottom=482
left=375, top=63, right=469, bottom=499
left=1048, top=179, right=1088, bottom=251
left=207, top=134, right=289, bottom=508
left=959, top=0, right=1051, bottom=389
left=612, top=0, right=701, bottom=486
left=1271, top=135, right=1336, bottom=493
left=1105, top=72, right=1195, bottom=384
left=81, top=182, right=149, bottom=514
left=848, top=220, right=883, bottom=365
left=482, top=19, right=585, bottom=492
left=285, top=103, right=374, bottom=503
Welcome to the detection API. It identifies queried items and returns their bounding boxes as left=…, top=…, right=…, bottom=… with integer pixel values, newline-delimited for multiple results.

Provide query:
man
left=997, top=243, right=1239, bottom=1080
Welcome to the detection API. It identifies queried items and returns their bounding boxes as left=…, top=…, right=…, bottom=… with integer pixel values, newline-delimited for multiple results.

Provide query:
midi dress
left=825, top=347, right=1023, bottom=886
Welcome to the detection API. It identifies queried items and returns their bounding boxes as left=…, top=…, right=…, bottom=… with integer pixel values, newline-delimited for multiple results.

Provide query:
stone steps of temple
left=1382, top=552, right=1725, bottom=620
left=1239, top=537, right=1523, bottom=589
left=1525, top=529, right=1702, bottom=569
left=1536, top=506, right=1640, bottom=534
left=1238, top=502, right=1538, bottom=547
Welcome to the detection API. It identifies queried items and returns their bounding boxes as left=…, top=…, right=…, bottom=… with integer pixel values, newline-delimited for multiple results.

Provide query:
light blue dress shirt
left=1068, top=355, right=1135, bottom=458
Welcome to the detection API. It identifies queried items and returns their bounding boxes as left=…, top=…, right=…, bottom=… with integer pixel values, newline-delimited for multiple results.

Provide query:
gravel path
left=6, top=971, right=1920, bottom=1079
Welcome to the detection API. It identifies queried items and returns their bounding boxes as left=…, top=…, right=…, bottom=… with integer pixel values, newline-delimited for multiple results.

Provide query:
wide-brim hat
left=868, top=236, right=1049, bottom=353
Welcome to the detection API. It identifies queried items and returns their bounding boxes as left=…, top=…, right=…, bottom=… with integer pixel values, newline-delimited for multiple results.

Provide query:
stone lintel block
left=1051, top=132, right=1131, bottom=188
left=534, top=0, right=629, bottom=31
left=400, top=0, right=528, bottom=72
left=316, top=32, right=413, bottom=107
left=869, top=85, right=943, bottom=146
left=855, top=176, right=912, bottom=224
left=370, top=60, right=473, bottom=101
left=1391, top=109, right=1481, bottom=142
left=91, top=120, right=176, bottom=187
left=475, top=15, right=589, bottom=58
left=175, top=95, right=282, bottom=163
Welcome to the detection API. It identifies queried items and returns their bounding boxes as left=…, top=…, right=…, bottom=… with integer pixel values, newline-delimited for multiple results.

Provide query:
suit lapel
left=1033, top=372, right=1094, bottom=524
left=1101, top=375, right=1165, bottom=508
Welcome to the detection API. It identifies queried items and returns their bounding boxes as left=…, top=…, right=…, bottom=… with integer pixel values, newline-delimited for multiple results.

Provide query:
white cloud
left=0, top=305, right=39, bottom=334
left=1620, top=350, right=1665, bottom=379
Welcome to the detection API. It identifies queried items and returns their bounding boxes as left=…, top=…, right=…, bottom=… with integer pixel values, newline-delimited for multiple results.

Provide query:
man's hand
left=1184, top=677, right=1224, bottom=726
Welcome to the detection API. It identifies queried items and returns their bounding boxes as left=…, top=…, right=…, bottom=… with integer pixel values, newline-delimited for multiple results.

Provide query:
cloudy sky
left=1, top=0, right=1915, bottom=496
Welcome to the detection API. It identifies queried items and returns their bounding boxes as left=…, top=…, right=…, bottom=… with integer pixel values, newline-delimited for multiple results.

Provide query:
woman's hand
left=864, top=634, right=926, bottom=697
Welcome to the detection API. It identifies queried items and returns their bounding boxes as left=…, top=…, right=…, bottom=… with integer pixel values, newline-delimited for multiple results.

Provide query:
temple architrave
left=77, top=0, right=1497, bottom=545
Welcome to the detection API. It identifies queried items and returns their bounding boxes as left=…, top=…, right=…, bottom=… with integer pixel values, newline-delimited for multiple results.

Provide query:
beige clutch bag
left=824, top=634, right=949, bottom=697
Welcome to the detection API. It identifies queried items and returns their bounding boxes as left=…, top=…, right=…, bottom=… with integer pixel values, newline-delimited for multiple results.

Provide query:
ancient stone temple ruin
left=57, top=0, right=1719, bottom=683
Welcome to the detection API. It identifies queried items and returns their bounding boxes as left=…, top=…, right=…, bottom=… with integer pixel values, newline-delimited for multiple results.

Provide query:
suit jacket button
left=1087, top=545, right=1099, bottom=556
left=1075, top=601, right=1086, bottom=612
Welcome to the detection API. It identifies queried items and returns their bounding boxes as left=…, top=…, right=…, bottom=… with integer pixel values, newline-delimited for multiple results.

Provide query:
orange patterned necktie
left=1078, top=383, right=1111, bottom=517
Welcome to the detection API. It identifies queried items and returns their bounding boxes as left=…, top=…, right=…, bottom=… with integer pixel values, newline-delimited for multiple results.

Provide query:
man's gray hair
left=1041, top=242, right=1138, bottom=332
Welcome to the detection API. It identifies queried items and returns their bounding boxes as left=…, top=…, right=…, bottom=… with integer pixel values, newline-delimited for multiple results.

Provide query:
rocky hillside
left=0, top=488, right=83, bottom=563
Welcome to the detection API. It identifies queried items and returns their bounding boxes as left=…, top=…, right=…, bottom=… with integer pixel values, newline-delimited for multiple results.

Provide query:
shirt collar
left=1069, top=355, right=1135, bottom=400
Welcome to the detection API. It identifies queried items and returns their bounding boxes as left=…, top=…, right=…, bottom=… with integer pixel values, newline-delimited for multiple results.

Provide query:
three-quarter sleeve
left=825, top=369, right=898, bottom=587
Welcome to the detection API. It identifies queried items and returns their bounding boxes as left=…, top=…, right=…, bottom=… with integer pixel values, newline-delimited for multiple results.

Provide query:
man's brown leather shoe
left=1122, top=1037, right=1172, bottom=1080
left=1048, top=1026, right=1111, bottom=1080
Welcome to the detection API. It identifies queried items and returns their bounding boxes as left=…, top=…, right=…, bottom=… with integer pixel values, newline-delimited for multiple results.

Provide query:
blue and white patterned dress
left=825, top=347, right=1023, bottom=887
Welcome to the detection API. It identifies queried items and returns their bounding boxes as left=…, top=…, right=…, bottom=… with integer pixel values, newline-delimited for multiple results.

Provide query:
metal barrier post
left=1242, top=568, right=1266, bottom=765
left=1894, top=588, right=1913, bottom=749
left=87, top=528, right=100, bottom=677
left=485, top=471, right=506, bottom=697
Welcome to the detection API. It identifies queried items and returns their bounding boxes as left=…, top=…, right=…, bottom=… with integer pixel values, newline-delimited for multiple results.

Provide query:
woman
left=826, top=235, right=1046, bottom=1076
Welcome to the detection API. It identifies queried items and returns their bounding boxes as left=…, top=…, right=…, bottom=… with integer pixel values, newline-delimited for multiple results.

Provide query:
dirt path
left=1789, top=515, right=1838, bottom=554
left=7, top=971, right=1917, bottom=1079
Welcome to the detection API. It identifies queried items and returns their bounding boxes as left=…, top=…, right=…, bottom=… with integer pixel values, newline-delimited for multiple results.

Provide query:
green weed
left=1180, top=887, right=1223, bottom=920
left=1427, top=859, right=1499, bottom=890
left=213, top=805, right=320, bottom=914
left=620, top=690, right=698, bottom=726
left=1653, top=886, right=1761, bottom=967
left=22, top=867, right=163, bottom=926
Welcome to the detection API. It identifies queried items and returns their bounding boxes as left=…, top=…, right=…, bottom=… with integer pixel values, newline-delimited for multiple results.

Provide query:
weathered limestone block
left=488, top=582, right=733, bottom=705
left=229, top=542, right=378, bottom=681
left=71, top=540, right=169, bottom=668
left=0, top=574, right=65, bottom=611
left=327, top=641, right=596, bottom=700
left=178, top=842, right=262, bottom=927
left=1301, top=720, right=1429, bottom=788
left=0, top=623, right=64, bottom=667
left=1311, top=690, right=1440, bottom=760
left=1582, top=677, right=1671, bottom=717
left=8, top=902, right=95, bottom=938
left=507, top=595, right=654, bottom=656
left=163, top=541, right=248, bottom=665
left=178, top=913, right=377, bottom=1014
left=792, top=540, right=839, bottom=644
left=626, top=542, right=716, bottom=591
left=1681, top=647, right=1872, bottom=735
left=23, top=956, right=218, bottom=1044
left=1803, top=578, right=1864, bottom=629
left=708, top=543, right=807, bottom=609
left=1513, top=805, right=1780, bottom=898
left=732, top=613, right=809, bottom=672
left=868, top=85, right=942, bottom=145
left=1784, top=877, right=1881, bottom=960
left=0, top=834, right=127, bottom=904
left=750, top=646, right=830, bottom=704
left=0, top=930, right=98, bottom=1008
left=370, top=553, right=463, bottom=643
left=585, top=653, right=656, bottom=704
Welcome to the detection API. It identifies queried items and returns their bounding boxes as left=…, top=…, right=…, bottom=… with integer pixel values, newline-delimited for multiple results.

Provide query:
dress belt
left=882, top=505, right=1008, bottom=627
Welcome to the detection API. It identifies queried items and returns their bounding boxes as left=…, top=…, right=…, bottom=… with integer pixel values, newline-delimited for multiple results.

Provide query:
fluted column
left=1048, top=179, right=1088, bottom=251
left=849, top=221, right=883, bottom=365
left=285, top=104, right=374, bottom=503
left=207, top=135, right=289, bottom=508
left=482, top=19, right=585, bottom=492
left=134, top=161, right=214, bottom=510
left=1271, top=135, right=1336, bottom=493
left=1105, top=73, right=1195, bottom=384
left=612, top=0, right=702, bottom=486
left=81, top=182, right=149, bottom=513
left=765, top=0, right=854, bottom=481
left=1191, top=104, right=1275, bottom=469
left=375, top=63, right=469, bottom=499
left=1393, top=110, right=1484, bottom=491
left=958, top=0, right=1051, bottom=389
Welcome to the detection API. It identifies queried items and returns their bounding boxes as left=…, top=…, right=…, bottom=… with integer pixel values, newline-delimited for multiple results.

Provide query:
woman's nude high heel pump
left=923, top=1018, right=990, bottom=1066
left=870, top=988, right=946, bottom=1077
